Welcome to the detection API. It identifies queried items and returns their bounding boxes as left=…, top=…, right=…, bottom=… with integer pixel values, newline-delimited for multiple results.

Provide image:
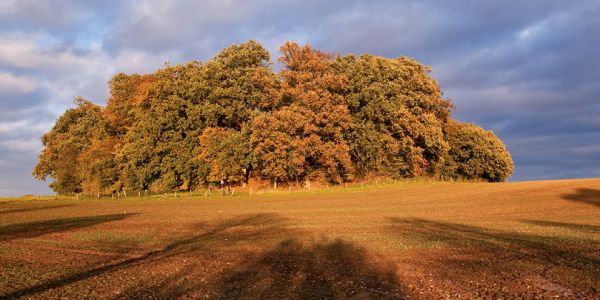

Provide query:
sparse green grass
left=1, top=178, right=599, bottom=299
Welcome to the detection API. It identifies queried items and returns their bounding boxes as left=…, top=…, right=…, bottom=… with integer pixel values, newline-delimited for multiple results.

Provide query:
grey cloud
left=0, top=0, right=599, bottom=195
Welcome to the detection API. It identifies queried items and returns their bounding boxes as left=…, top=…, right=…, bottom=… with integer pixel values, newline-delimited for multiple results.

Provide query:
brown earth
left=1, top=178, right=599, bottom=299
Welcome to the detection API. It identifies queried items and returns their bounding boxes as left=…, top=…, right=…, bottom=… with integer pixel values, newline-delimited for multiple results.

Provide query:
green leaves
left=443, top=121, right=514, bottom=182
left=332, top=54, right=451, bottom=178
left=199, top=127, right=251, bottom=184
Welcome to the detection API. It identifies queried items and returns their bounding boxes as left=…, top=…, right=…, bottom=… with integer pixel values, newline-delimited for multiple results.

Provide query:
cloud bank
left=0, top=0, right=598, bottom=195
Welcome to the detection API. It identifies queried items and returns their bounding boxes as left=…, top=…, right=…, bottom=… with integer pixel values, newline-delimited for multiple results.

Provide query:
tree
left=443, top=121, right=514, bottom=182
left=118, top=40, right=276, bottom=191
left=33, top=97, right=106, bottom=194
left=104, top=73, right=155, bottom=136
left=34, top=40, right=514, bottom=195
left=78, top=137, right=120, bottom=195
left=332, top=54, right=452, bottom=177
left=251, top=42, right=354, bottom=184
left=198, top=127, right=252, bottom=185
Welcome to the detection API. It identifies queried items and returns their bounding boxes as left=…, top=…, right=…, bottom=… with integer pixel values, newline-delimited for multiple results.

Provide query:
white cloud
left=0, top=71, right=36, bottom=94
left=0, top=137, right=41, bottom=153
left=0, top=119, right=52, bottom=134
left=0, top=34, right=99, bottom=71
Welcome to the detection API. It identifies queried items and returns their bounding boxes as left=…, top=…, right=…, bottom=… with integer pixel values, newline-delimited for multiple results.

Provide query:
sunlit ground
left=1, top=179, right=599, bottom=298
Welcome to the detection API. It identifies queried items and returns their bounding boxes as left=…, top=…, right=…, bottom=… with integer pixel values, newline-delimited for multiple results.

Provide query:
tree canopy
left=34, top=40, right=513, bottom=194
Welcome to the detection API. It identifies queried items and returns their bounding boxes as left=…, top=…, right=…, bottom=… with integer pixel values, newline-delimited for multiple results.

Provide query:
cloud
left=0, top=71, right=36, bottom=93
left=0, top=0, right=599, bottom=195
left=0, top=137, right=41, bottom=153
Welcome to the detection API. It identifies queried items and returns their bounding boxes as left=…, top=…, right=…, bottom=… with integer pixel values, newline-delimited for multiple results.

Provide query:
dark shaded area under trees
left=33, top=41, right=513, bottom=195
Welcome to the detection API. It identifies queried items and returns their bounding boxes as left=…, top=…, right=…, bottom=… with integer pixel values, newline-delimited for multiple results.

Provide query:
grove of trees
left=33, top=41, right=513, bottom=195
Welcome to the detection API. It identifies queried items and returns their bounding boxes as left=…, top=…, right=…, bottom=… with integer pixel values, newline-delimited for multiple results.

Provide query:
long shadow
left=211, top=239, right=406, bottom=299
left=388, top=218, right=600, bottom=298
left=0, top=213, right=137, bottom=242
left=0, top=204, right=74, bottom=216
left=522, top=219, right=600, bottom=233
left=562, top=188, right=600, bottom=208
left=4, top=213, right=409, bottom=299
left=119, top=238, right=407, bottom=299
left=1, top=213, right=289, bottom=299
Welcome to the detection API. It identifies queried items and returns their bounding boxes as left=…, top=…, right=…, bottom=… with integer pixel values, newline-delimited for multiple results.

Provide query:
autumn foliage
left=33, top=41, right=513, bottom=194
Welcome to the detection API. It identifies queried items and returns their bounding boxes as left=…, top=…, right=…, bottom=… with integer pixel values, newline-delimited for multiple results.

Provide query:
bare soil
left=1, top=178, right=599, bottom=299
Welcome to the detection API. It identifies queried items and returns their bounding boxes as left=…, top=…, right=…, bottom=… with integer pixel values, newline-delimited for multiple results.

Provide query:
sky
left=0, top=0, right=599, bottom=195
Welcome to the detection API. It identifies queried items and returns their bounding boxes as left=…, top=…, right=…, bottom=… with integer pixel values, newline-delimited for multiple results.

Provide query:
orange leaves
left=249, top=42, right=353, bottom=184
left=279, top=42, right=330, bottom=73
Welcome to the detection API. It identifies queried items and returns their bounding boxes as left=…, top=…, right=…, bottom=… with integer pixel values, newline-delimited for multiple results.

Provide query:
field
left=1, top=179, right=599, bottom=299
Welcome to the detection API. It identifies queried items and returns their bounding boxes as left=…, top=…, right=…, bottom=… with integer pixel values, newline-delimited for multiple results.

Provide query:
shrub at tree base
left=33, top=41, right=513, bottom=195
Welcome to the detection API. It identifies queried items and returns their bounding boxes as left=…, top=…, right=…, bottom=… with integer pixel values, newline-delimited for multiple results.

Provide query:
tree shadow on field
left=210, top=239, right=406, bottom=299
left=521, top=219, right=600, bottom=233
left=0, top=213, right=137, bottom=242
left=119, top=238, right=407, bottom=299
left=1, top=213, right=290, bottom=299
left=562, top=188, right=600, bottom=208
left=0, top=204, right=74, bottom=216
left=388, top=218, right=600, bottom=298
left=3, top=213, right=409, bottom=299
